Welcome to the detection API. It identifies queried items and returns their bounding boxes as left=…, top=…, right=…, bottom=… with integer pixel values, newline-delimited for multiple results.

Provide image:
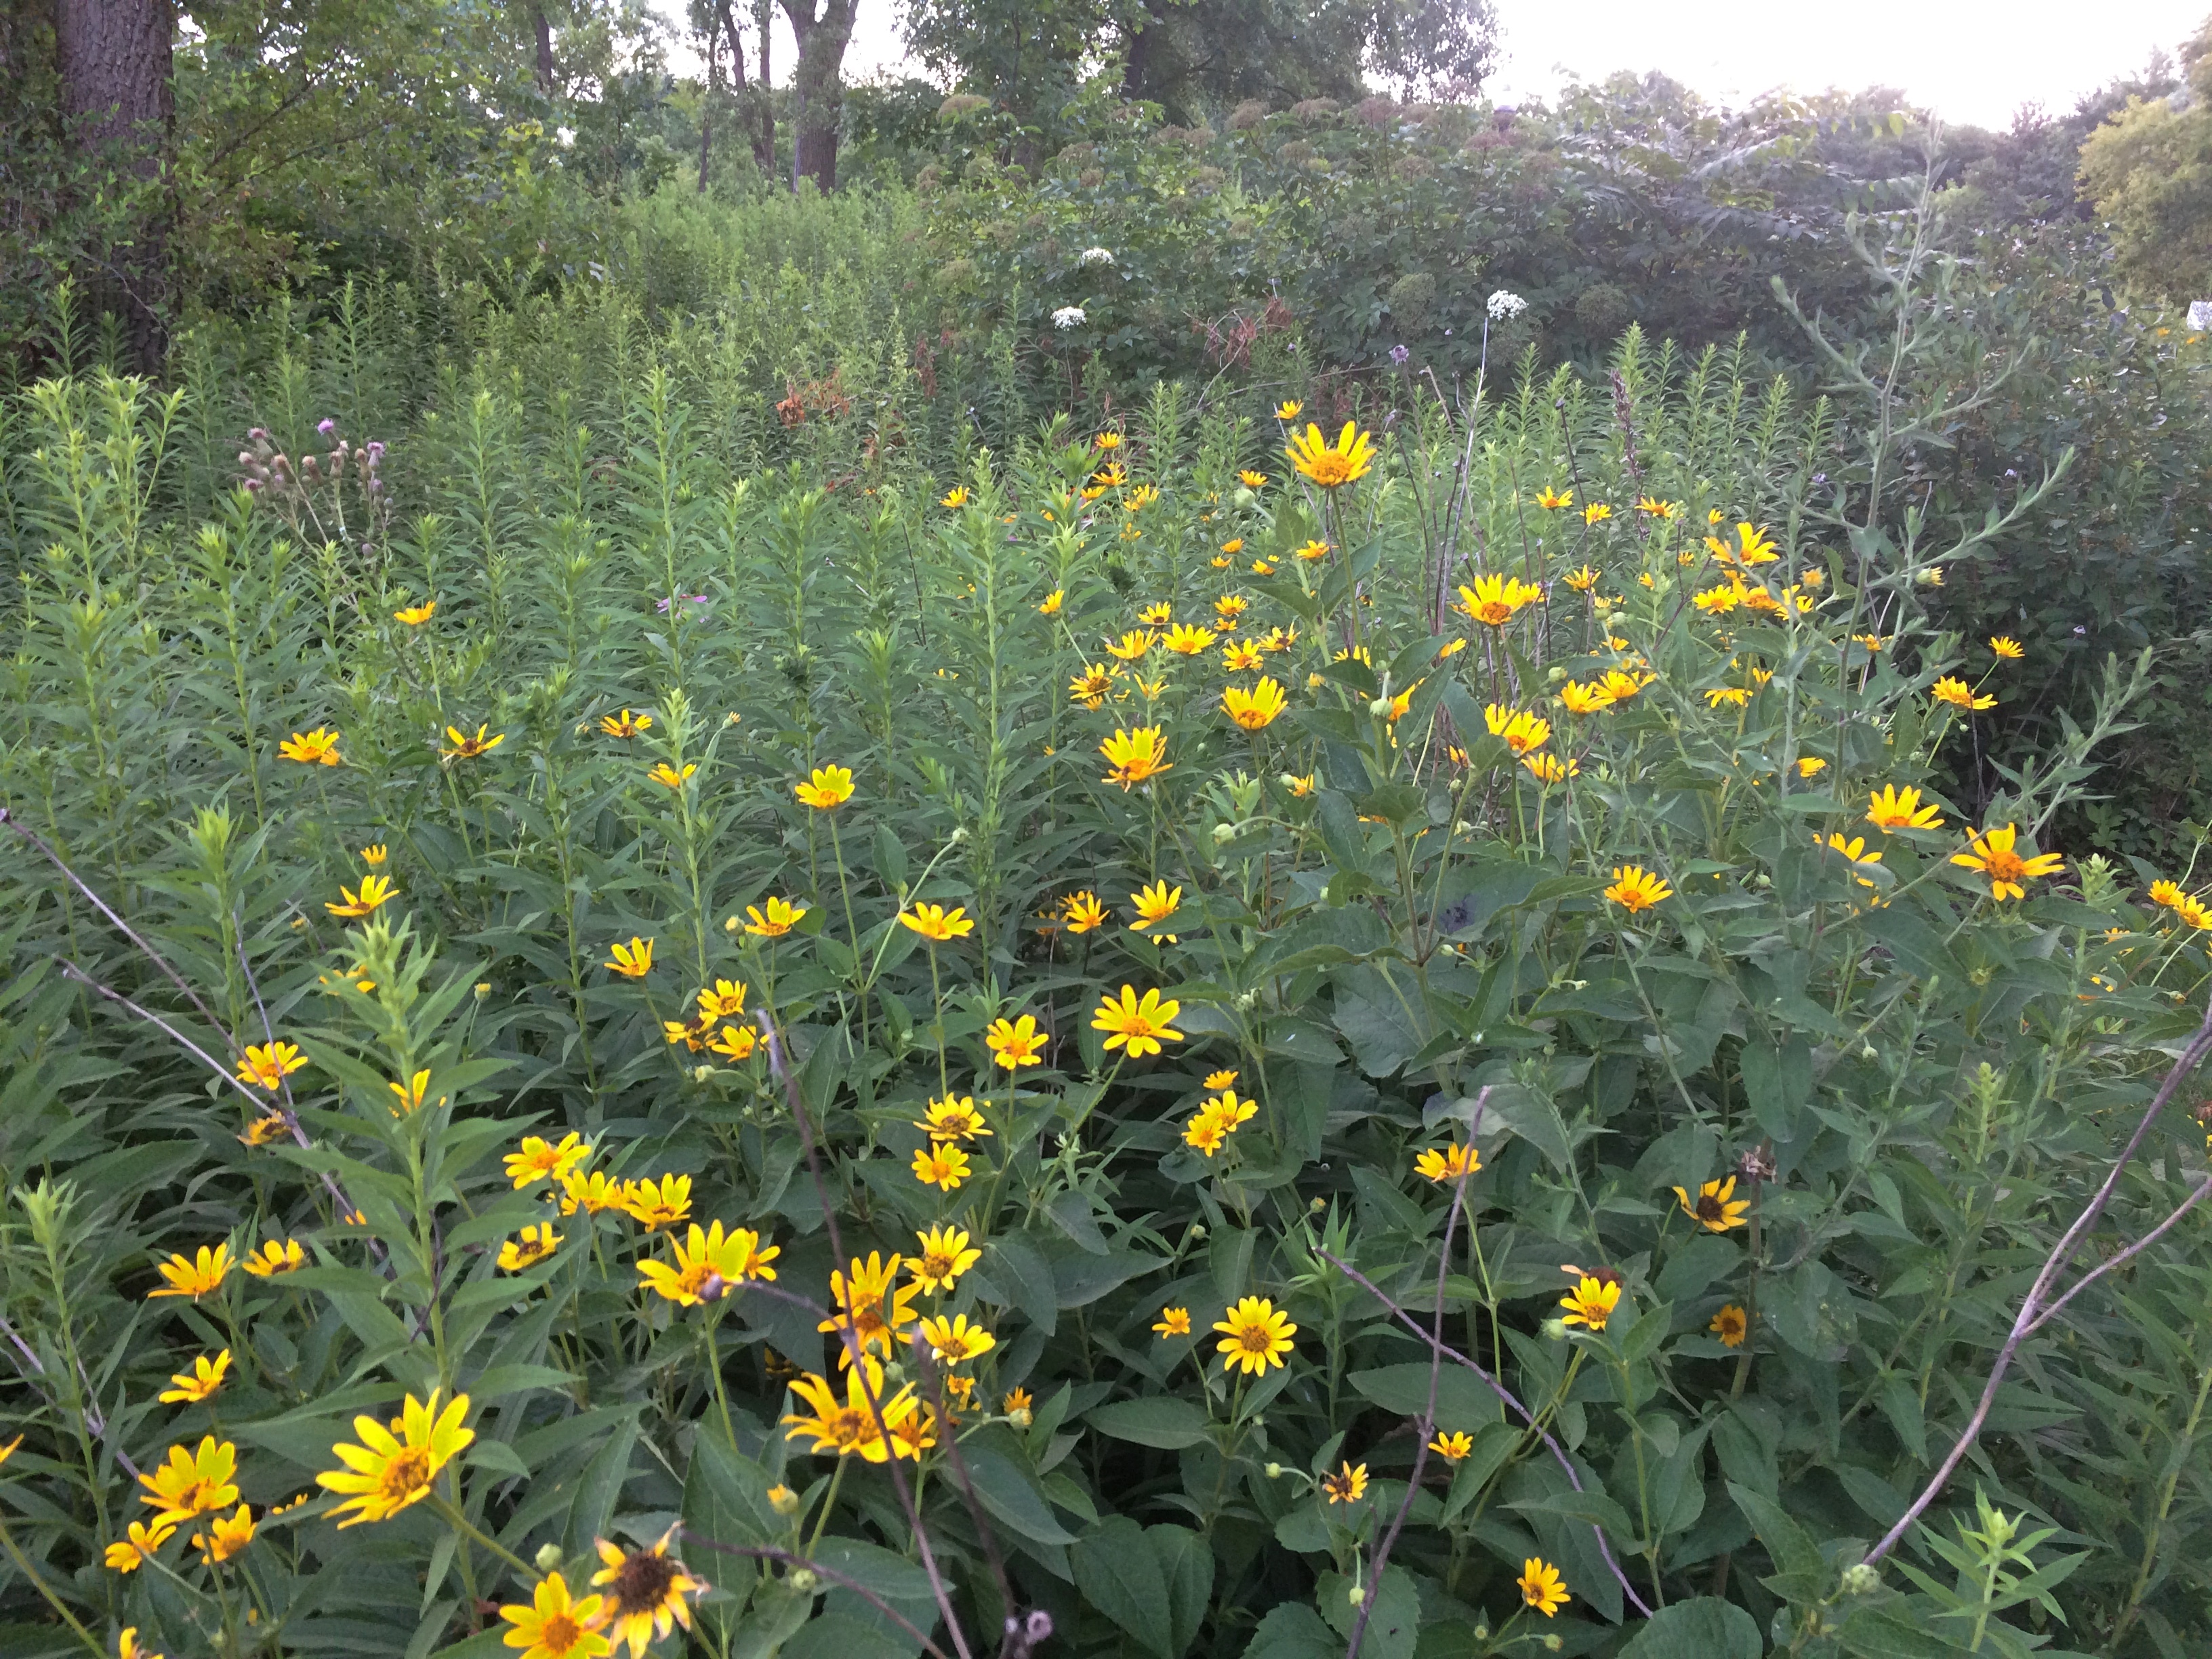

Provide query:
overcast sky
left=689, top=0, right=2205, bottom=131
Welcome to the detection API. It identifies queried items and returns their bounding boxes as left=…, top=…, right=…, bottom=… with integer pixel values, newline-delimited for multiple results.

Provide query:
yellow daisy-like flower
left=560, top=1170, right=625, bottom=1216
left=441, top=724, right=505, bottom=761
left=910, top=1225, right=981, bottom=1293
left=1635, top=496, right=1678, bottom=518
left=912, top=1143, right=971, bottom=1191
left=1129, top=876, right=1183, bottom=936
left=1429, top=1430, right=1474, bottom=1461
left=279, top=727, right=342, bottom=765
left=1866, top=783, right=1944, bottom=832
left=1484, top=703, right=1551, bottom=756
left=1414, top=1143, right=1479, bottom=1183
left=504, top=1133, right=590, bottom=1189
left=1989, top=635, right=2025, bottom=659
left=1459, top=573, right=1544, bottom=627
left=1533, top=486, right=1572, bottom=510
left=394, top=600, right=437, bottom=626
left=985, top=1013, right=1048, bottom=1069
left=1321, top=1461, right=1368, bottom=1504
left=916, top=1094, right=992, bottom=1143
left=1705, top=522, right=1778, bottom=565
left=316, top=1389, right=474, bottom=1527
left=705, top=1023, right=758, bottom=1061
left=1038, top=589, right=1065, bottom=615
left=192, top=1502, right=255, bottom=1563
left=242, top=1238, right=304, bottom=1277
left=1517, top=1557, right=1570, bottom=1617
left=1139, top=602, right=1176, bottom=627
left=1706, top=687, right=1750, bottom=708
left=919, top=1312, right=996, bottom=1364
left=821, top=1254, right=924, bottom=1368
left=316, top=1389, right=475, bottom=1530
left=1238, top=468, right=1268, bottom=487
left=1101, top=726, right=1172, bottom=790
left=159, top=1351, right=232, bottom=1404
left=605, top=937, right=653, bottom=978
left=326, top=873, right=399, bottom=918
left=941, top=486, right=970, bottom=509
left=1003, top=1387, right=1033, bottom=1418
left=1153, top=1307, right=1192, bottom=1337
left=1061, top=890, right=1109, bottom=933
left=1285, top=420, right=1376, bottom=489
left=1069, top=662, right=1119, bottom=708
left=1204, top=1068, right=1240, bottom=1089
left=636, top=1221, right=777, bottom=1306
left=104, top=1519, right=176, bottom=1574
left=1820, top=833, right=1884, bottom=888
left=900, top=903, right=974, bottom=942
left=1093, top=462, right=1129, bottom=489
left=1711, top=1304, right=1748, bottom=1347
left=1275, top=399, right=1304, bottom=419
left=1092, top=984, right=1184, bottom=1059
left=1213, top=1296, right=1297, bottom=1375
left=499, top=1570, right=609, bottom=1659
left=1162, top=622, right=1218, bottom=656
left=237, top=1040, right=307, bottom=1090
left=600, top=709, right=653, bottom=737
left=590, top=1530, right=703, bottom=1659
left=1583, top=503, right=1612, bottom=525
left=1559, top=1275, right=1621, bottom=1331
left=1930, top=675, right=1996, bottom=712
left=620, top=1173, right=693, bottom=1231
left=138, top=1435, right=239, bottom=1527
left=794, top=764, right=855, bottom=810
left=783, top=1359, right=916, bottom=1460
left=1095, top=431, right=1123, bottom=451
left=648, top=762, right=696, bottom=788
left=1284, top=774, right=1316, bottom=797
left=1223, top=639, right=1267, bottom=672
left=1559, top=679, right=1614, bottom=716
left=1672, top=1176, right=1750, bottom=1233
left=1105, top=629, right=1155, bottom=661
left=149, top=1244, right=232, bottom=1300
left=694, top=979, right=749, bottom=1021
left=1183, top=1088, right=1258, bottom=1156
left=1223, top=676, right=1288, bottom=731
left=743, top=897, right=807, bottom=937
left=498, top=1223, right=562, bottom=1273
left=1522, top=752, right=1578, bottom=785
left=1952, top=822, right=2064, bottom=901
left=1561, top=565, right=1600, bottom=592
left=119, top=1631, right=164, bottom=1659
left=1797, top=756, right=1828, bottom=777
left=1603, top=865, right=1673, bottom=914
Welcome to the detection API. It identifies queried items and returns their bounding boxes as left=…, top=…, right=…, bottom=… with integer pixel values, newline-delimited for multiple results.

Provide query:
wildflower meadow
left=6, top=178, right=2212, bottom=1659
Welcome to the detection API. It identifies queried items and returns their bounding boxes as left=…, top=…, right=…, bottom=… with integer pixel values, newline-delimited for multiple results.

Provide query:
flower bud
left=1347, top=1585, right=1366, bottom=1607
left=725, top=915, right=741, bottom=933
left=1309, top=1196, right=1326, bottom=1212
left=534, top=1542, right=565, bottom=1572
left=768, top=1483, right=801, bottom=1516
left=1368, top=697, right=1392, bottom=719
left=1839, top=1563, right=1881, bottom=1597
left=474, top=982, right=492, bottom=1000
left=1540, top=1317, right=1569, bottom=1340
left=1543, top=1636, right=1562, bottom=1652
left=1010, top=1406, right=1033, bottom=1427
left=1212, top=821, right=1236, bottom=845
left=1187, top=1223, right=1206, bottom=1242
left=693, top=1065, right=714, bottom=1084
left=787, top=1567, right=819, bottom=1593
left=1265, top=1462, right=1284, bottom=1479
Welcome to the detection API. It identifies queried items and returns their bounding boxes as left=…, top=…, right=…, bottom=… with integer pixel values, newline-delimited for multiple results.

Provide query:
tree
left=782, top=0, right=858, bottom=189
left=55, top=0, right=175, bottom=370
left=2078, top=20, right=2212, bottom=301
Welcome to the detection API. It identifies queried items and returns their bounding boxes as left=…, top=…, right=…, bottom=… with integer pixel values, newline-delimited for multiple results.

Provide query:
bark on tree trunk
left=780, top=0, right=854, bottom=193
left=754, top=0, right=775, bottom=179
left=698, top=29, right=716, bottom=192
left=533, top=5, right=556, bottom=96
left=716, top=0, right=775, bottom=178
left=56, top=0, right=173, bottom=373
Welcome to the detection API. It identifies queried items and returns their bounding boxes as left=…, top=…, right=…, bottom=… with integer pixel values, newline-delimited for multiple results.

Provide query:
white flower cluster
left=1052, top=306, right=1088, bottom=329
left=1487, top=289, right=1528, bottom=321
left=1079, top=247, right=1115, bottom=267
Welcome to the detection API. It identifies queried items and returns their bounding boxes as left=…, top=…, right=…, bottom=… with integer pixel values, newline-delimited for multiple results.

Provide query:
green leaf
left=956, top=1431, right=1078, bottom=1544
left=1086, top=1396, right=1211, bottom=1450
left=1618, top=1598, right=1763, bottom=1658
left=1150, top=1523, right=1214, bottom=1658
left=1318, top=1565, right=1419, bottom=1659
left=1347, top=1363, right=1501, bottom=1430
left=1240, top=1603, right=1339, bottom=1659
left=1739, top=1034, right=1812, bottom=1142
left=1727, top=1480, right=1828, bottom=1603
left=1071, top=1516, right=1175, bottom=1659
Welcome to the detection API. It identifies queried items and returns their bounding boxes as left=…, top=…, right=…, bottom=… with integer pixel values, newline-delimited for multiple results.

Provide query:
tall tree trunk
left=779, top=0, right=855, bottom=192
left=717, top=0, right=774, bottom=178
left=56, top=0, right=173, bottom=373
left=697, top=28, right=716, bottom=192
left=533, top=5, right=556, bottom=96
left=753, top=0, right=775, bottom=176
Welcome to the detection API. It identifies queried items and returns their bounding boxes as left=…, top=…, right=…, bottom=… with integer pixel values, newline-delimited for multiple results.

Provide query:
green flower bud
left=788, top=1567, right=820, bottom=1593
left=1839, top=1563, right=1881, bottom=1597
left=534, top=1542, right=565, bottom=1572
left=1347, top=1585, right=1366, bottom=1607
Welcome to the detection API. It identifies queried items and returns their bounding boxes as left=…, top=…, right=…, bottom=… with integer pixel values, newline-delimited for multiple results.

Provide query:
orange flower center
left=541, top=1614, right=580, bottom=1650
left=1305, top=454, right=1353, bottom=487
left=377, top=1447, right=434, bottom=1502
left=827, top=1406, right=871, bottom=1449
left=609, top=1549, right=678, bottom=1616
left=1696, top=1192, right=1726, bottom=1224
left=1233, top=1324, right=1271, bottom=1354
left=1981, top=847, right=2027, bottom=882
left=920, top=1251, right=956, bottom=1282
left=1472, top=601, right=1511, bottom=625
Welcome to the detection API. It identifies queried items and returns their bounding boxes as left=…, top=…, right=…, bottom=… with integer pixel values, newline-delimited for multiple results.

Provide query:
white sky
left=678, top=0, right=2207, bottom=131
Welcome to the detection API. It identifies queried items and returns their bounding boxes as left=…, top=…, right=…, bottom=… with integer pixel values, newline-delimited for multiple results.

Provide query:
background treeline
left=5, top=0, right=2212, bottom=856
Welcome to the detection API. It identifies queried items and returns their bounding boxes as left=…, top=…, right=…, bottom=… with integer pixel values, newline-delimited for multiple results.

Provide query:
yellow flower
left=1866, top=784, right=1944, bottom=832
left=119, top=1630, right=164, bottom=1659
left=1069, top=662, right=1120, bottom=708
left=441, top=724, right=505, bottom=761
left=499, top=1570, right=610, bottom=1659
left=1213, top=594, right=1248, bottom=628
left=1559, top=1274, right=1621, bottom=1331
left=505, top=1133, right=590, bottom=1189
left=1384, top=680, right=1421, bottom=724
left=159, top=1350, right=232, bottom=1404
left=317, top=1390, right=473, bottom=1527
left=499, top=1223, right=562, bottom=1273
left=1321, top=1461, right=1368, bottom=1504
left=1821, top=834, right=1884, bottom=888
left=783, top=1359, right=916, bottom=1460
left=1061, top=890, right=1109, bottom=933
left=696, top=979, right=753, bottom=1025
left=1711, top=1304, right=1748, bottom=1347
left=1285, top=420, right=1376, bottom=489
left=819, top=1253, right=922, bottom=1368
left=916, top=1094, right=991, bottom=1143
left=604, top=937, right=654, bottom=979
left=1294, top=539, right=1330, bottom=563
left=648, top=761, right=697, bottom=788
left=1583, top=503, right=1612, bottom=525
left=900, top=902, right=975, bottom=942
left=279, top=727, right=342, bottom=765
left=705, top=1023, right=758, bottom=1061
left=1931, top=675, right=1996, bottom=712
left=1603, top=865, right=1673, bottom=913
left=1853, top=632, right=1887, bottom=653
left=1533, top=486, right=1572, bottom=510
left=359, top=843, right=388, bottom=866
left=1221, top=539, right=1246, bottom=556
left=1213, top=1296, right=1297, bottom=1375
left=1127, top=484, right=1160, bottom=510
left=794, top=764, right=855, bottom=809
left=1435, top=637, right=1468, bottom=661
left=1797, top=756, right=1828, bottom=777
left=237, top=1040, right=307, bottom=1090
left=1599, top=667, right=1652, bottom=702
left=1205, top=1068, right=1240, bottom=1088
left=985, top=1014, right=1048, bottom=1069
left=138, top=1435, right=240, bottom=1526
left=1095, top=431, right=1123, bottom=451
left=941, top=486, right=970, bottom=508
left=1706, top=687, right=1750, bottom=708
left=104, top=1519, right=176, bottom=1574
left=1184, top=1089, right=1258, bottom=1155
left=1239, top=469, right=1268, bottom=487
left=1635, top=496, right=1678, bottom=518
left=912, top=1143, right=971, bottom=1191
left=1093, top=462, right=1129, bottom=488
left=1562, top=565, right=1601, bottom=592
left=394, top=600, right=436, bottom=626
left=1989, top=635, right=2024, bottom=659
left=1706, top=522, right=1778, bottom=565
left=590, top=1530, right=703, bottom=1658
left=1284, top=774, right=1316, bottom=797
left=326, top=872, right=399, bottom=918
left=1414, top=1143, right=1479, bottom=1183
left=1158, top=622, right=1214, bottom=658
left=1129, top=881, right=1182, bottom=937
left=1153, top=1307, right=1192, bottom=1337
left=1101, top=726, right=1172, bottom=790
left=1484, top=703, right=1551, bottom=756
left=1459, top=573, right=1544, bottom=627
left=1517, top=1557, right=1570, bottom=1617
left=1521, top=752, right=1577, bottom=785
left=192, top=1502, right=256, bottom=1563
left=1091, top=984, right=1185, bottom=1057
left=1222, top=676, right=1288, bottom=731
left=1672, top=1176, right=1750, bottom=1232
left=637, top=1221, right=778, bottom=1306
left=1275, top=399, right=1304, bottom=419
left=1139, top=602, right=1175, bottom=626
left=620, top=1174, right=693, bottom=1231
left=1692, top=582, right=1742, bottom=617
left=1429, top=1431, right=1474, bottom=1461
left=560, top=1170, right=625, bottom=1216
left=1105, top=629, right=1155, bottom=663
left=1559, top=679, right=1614, bottom=716
left=600, top=708, right=653, bottom=737
left=910, top=1225, right=982, bottom=1293
left=150, top=1244, right=233, bottom=1300
left=744, top=897, right=808, bottom=937
left=242, top=1238, right=304, bottom=1277
left=1952, top=822, right=2064, bottom=901
left=919, top=1312, right=996, bottom=1364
